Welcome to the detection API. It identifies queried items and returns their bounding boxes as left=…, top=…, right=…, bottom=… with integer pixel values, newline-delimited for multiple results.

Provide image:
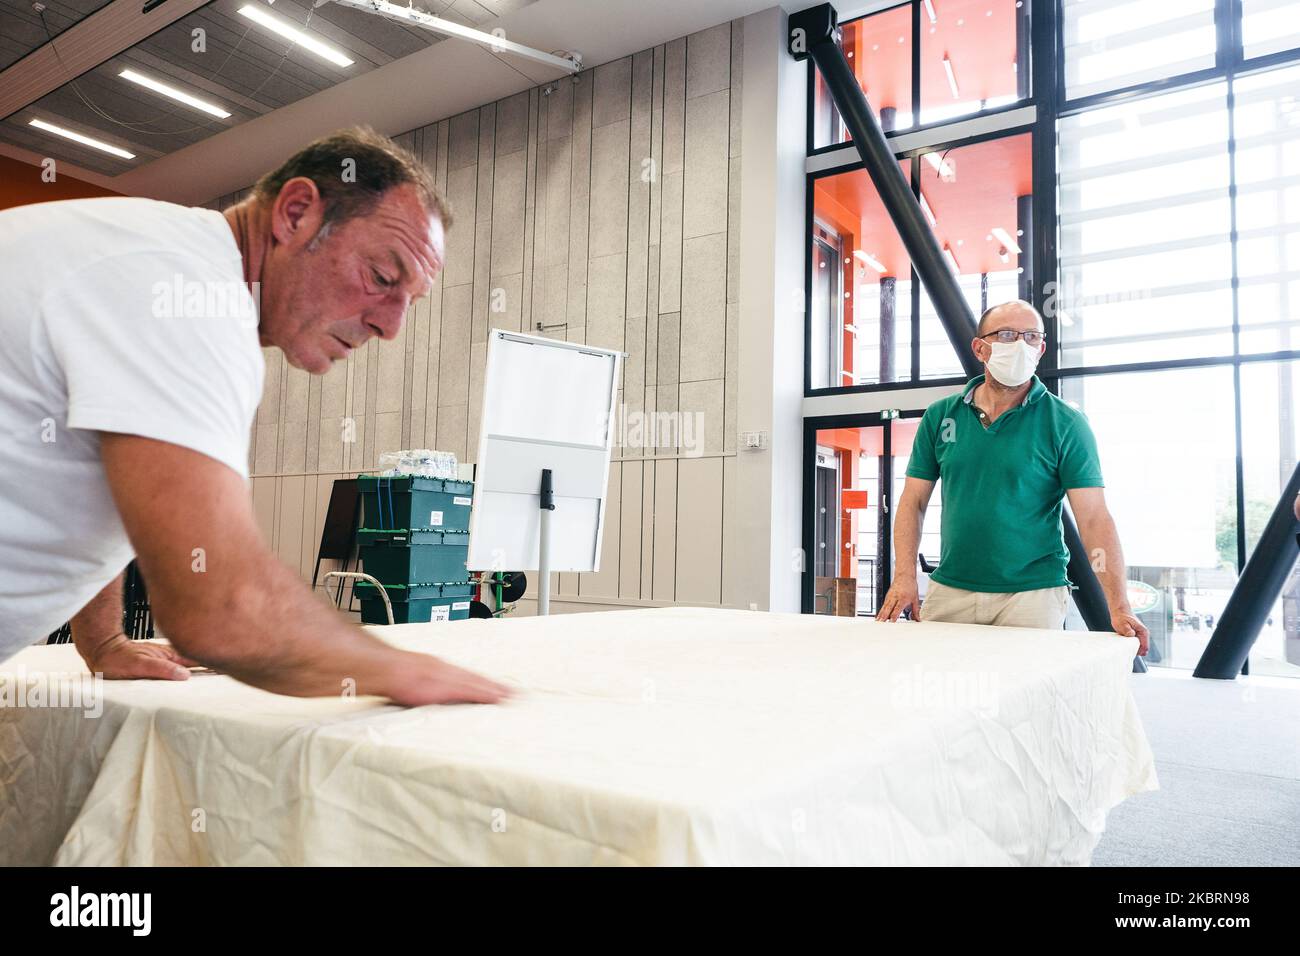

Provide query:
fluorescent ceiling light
left=943, top=246, right=960, bottom=273
left=322, top=0, right=581, bottom=73
left=919, top=192, right=937, bottom=226
left=991, top=226, right=1021, bottom=254
left=924, top=151, right=954, bottom=179
left=1059, top=310, right=1075, bottom=327
left=923, top=0, right=937, bottom=24
left=942, top=54, right=959, bottom=99
left=237, top=4, right=354, bottom=67
left=119, top=69, right=231, bottom=118
left=854, top=249, right=887, bottom=274
left=28, top=118, right=135, bottom=159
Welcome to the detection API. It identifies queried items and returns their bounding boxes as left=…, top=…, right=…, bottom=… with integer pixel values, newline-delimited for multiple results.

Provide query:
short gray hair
left=252, top=126, right=452, bottom=230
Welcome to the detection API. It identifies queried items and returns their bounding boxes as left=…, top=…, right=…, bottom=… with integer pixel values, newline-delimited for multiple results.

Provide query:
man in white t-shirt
left=0, top=127, right=508, bottom=706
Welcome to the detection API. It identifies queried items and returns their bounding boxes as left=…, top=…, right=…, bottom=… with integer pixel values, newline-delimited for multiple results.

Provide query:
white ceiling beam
left=0, top=0, right=213, bottom=122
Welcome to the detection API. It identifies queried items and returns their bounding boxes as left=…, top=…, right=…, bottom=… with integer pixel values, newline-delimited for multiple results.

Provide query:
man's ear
left=270, top=177, right=324, bottom=248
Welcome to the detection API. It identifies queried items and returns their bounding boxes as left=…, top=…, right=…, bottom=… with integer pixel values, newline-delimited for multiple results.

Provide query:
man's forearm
left=1078, top=516, right=1131, bottom=611
left=151, top=548, right=409, bottom=699
left=893, top=503, right=923, bottom=581
left=71, top=571, right=125, bottom=658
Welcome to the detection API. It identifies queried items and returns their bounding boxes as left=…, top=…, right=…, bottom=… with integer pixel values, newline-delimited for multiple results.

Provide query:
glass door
left=805, top=413, right=931, bottom=617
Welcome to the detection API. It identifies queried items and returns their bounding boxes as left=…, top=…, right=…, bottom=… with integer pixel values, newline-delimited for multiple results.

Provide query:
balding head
left=977, top=299, right=1043, bottom=337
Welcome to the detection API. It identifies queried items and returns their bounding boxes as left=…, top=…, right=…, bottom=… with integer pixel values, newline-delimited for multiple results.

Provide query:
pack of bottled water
left=377, top=448, right=459, bottom=479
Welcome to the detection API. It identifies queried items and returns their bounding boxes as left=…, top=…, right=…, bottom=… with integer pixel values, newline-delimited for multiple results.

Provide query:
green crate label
left=429, top=510, right=443, bottom=526
left=453, top=496, right=472, bottom=505
left=431, top=605, right=451, bottom=622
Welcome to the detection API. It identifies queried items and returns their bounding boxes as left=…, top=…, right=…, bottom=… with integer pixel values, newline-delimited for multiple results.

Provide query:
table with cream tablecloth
left=0, top=607, right=1156, bottom=866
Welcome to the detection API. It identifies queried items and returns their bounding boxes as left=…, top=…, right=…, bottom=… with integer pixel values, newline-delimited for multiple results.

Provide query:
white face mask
left=985, top=340, right=1040, bottom=387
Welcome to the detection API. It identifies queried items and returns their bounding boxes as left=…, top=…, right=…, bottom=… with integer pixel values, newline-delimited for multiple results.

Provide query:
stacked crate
left=355, top=475, right=476, bottom=624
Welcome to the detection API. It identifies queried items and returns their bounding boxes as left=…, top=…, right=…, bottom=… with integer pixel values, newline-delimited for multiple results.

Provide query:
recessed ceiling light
left=991, top=226, right=1022, bottom=254
left=28, top=118, right=135, bottom=159
left=919, top=191, right=937, bottom=226
left=237, top=4, right=354, bottom=67
left=119, top=69, right=231, bottom=118
left=942, top=54, right=960, bottom=98
left=854, top=250, right=887, bottom=274
left=924, top=151, right=954, bottom=178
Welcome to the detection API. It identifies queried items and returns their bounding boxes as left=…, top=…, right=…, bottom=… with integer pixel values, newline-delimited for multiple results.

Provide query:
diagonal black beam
left=1194, top=461, right=1300, bottom=678
left=790, top=3, right=1117, bottom=638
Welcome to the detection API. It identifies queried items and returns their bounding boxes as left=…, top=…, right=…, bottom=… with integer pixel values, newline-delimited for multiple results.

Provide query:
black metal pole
left=1194, top=461, right=1300, bottom=679
left=789, top=2, right=1115, bottom=635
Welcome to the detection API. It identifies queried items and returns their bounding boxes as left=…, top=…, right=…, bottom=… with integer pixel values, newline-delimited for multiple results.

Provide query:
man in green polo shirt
left=876, top=300, right=1148, bottom=653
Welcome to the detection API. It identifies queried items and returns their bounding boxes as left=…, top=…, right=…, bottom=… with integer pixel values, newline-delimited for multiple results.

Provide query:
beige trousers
left=921, top=580, right=1070, bottom=630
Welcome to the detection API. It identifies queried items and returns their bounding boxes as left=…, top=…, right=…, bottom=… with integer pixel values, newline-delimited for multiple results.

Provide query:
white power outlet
left=740, top=430, right=769, bottom=451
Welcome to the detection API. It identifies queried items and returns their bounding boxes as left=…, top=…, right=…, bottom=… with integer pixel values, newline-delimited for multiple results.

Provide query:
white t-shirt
left=0, top=197, right=264, bottom=657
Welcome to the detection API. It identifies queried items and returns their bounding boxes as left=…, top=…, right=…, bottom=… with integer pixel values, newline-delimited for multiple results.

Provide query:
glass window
left=813, top=3, right=914, bottom=150
left=1058, top=366, right=1239, bottom=670
left=1233, top=64, right=1300, bottom=356
left=1242, top=0, right=1300, bottom=60
left=1057, top=83, right=1234, bottom=368
left=917, top=133, right=1033, bottom=379
left=918, top=0, right=1029, bottom=126
left=1061, top=0, right=1217, bottom=100
left=810, top=164, right=913, bottom=388
left=1240, top=359, right=1300, bottom=678
left=812, top=1, right=1028, bottom=150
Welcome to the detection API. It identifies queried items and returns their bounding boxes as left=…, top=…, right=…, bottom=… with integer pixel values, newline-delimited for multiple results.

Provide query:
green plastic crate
left=358, top=475, right=474, bottom=532
left=358, top=530, right=470, bottom=586
left=355, top=581, right=476, bottom=625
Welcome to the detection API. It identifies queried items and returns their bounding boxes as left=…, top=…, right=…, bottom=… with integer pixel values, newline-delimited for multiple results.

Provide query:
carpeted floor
left=1093, top=670, right=1300, bottom=866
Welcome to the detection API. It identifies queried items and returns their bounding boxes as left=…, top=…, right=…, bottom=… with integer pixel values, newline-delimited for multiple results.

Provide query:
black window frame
left=806, top=0, right=1036, bottom=157
left=804, top=120, right=1040, bottom=397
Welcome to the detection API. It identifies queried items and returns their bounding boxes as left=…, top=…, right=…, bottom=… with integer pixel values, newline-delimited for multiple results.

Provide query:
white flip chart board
left=467, top=329, right=622, bottom=573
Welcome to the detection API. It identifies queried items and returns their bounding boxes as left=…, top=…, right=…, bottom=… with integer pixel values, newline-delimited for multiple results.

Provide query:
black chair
left=312, top=478, right=362, bottom=609
left=47, top=560, right=152, bottom=644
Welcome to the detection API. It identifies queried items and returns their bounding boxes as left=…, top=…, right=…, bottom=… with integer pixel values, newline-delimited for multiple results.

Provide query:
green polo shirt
left=905, top=375, right=1104, bottom=593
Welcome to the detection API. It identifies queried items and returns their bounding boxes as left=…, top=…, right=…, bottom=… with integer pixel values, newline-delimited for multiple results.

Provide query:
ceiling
left=0, top=0, right=113, bottom=71
left=0, top=0, right=782, bottom=201
left=0, top=0, right=534, bottom=176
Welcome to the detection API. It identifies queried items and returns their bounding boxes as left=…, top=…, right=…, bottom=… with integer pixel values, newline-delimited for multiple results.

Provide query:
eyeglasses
left=980, top=329, right=1045, bottom=347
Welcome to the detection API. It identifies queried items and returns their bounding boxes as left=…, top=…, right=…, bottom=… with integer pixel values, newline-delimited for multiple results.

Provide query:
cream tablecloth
left=0, top=607, right=1156, bottom=865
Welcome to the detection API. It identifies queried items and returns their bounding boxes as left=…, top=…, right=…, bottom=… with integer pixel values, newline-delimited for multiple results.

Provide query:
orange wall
left=0, top=154, right=119, bottom=211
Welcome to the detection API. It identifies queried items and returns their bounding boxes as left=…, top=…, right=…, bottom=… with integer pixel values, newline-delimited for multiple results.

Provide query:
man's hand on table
left=74, top=632, right=511, bottom=704
left=1109, top=605, right=1149, bottom=656
left=77, top=631, right=197, bottom=681
left=379, top=651, right=512, bottom=706
left=876, top=576, right=921, bottom=622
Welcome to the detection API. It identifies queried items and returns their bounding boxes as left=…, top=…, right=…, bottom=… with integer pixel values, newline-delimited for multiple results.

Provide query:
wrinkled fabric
left=0, top=608, right=1156, bottom=866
